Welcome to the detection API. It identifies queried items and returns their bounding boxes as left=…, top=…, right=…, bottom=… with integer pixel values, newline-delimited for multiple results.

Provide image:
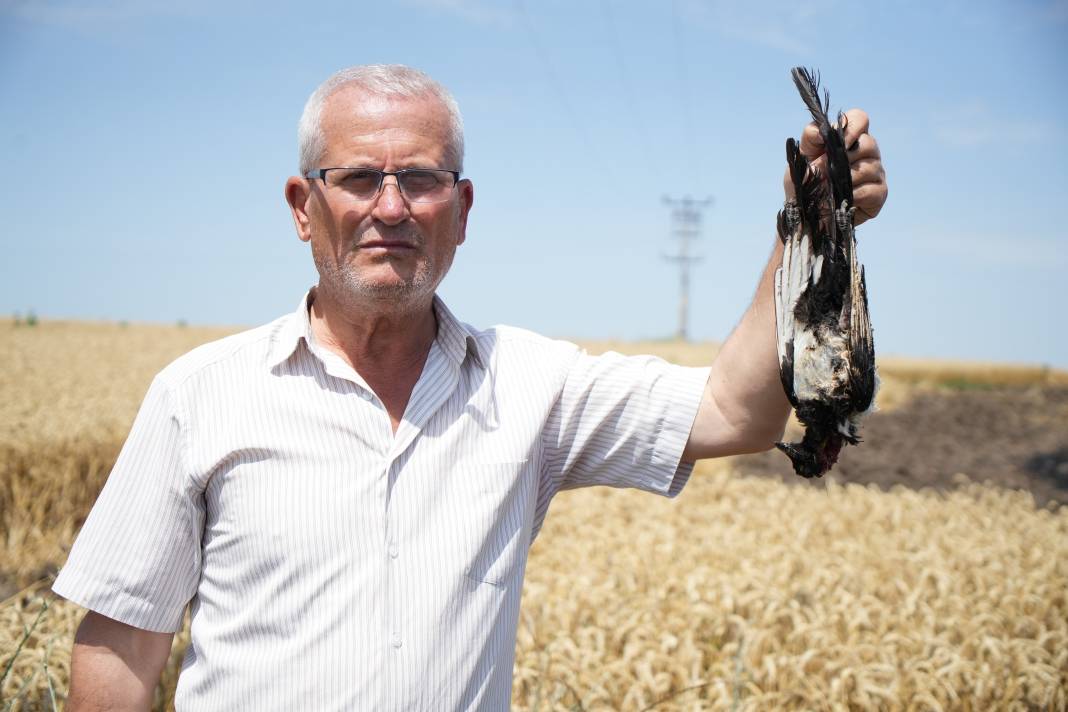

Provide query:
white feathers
left=775, top=227, right=829, bottom=386
left=792, top=328, right=848, bottom=402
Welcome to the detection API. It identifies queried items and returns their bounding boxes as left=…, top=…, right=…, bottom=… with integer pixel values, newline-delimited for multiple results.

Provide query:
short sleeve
left=541, top=349, right=710, bottom=498
left=52, top=375, right=204, bottom=633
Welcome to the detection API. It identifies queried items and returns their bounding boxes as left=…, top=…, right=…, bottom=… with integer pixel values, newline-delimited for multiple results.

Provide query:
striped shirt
left=54, top=290, right=710, bottom=711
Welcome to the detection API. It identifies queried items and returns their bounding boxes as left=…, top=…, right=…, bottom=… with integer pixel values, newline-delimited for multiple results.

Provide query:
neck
left=308, top=285, right=438, bottom=375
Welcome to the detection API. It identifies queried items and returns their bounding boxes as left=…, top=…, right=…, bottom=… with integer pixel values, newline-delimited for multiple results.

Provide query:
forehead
left=319, top=86, right=452, bottom=165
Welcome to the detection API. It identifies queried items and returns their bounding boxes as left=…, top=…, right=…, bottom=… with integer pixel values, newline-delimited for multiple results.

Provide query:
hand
left=782, top=108, right=888, bottom=225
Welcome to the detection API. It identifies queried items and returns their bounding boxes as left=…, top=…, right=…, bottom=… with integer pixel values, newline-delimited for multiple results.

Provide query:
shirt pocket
left=461, top=460, right=531, bottom=587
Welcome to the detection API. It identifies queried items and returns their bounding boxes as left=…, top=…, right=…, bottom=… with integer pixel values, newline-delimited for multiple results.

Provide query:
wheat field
left=2, top=320, right=1066, bottom=710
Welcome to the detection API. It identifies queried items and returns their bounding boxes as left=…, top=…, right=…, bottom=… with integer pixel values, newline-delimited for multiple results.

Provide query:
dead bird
left=773, top=67, right=878, bottom=478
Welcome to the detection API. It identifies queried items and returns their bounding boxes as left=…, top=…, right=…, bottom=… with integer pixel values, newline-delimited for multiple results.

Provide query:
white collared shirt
left=54, top=291, right=710, bottom=711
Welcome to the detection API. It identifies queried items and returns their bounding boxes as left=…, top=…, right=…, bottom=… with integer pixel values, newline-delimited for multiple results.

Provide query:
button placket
left=382, top=458, right=404, bottom=654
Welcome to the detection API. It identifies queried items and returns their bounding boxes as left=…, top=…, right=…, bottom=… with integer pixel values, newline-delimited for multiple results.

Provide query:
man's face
left=287, top=86, right=473, bottom=311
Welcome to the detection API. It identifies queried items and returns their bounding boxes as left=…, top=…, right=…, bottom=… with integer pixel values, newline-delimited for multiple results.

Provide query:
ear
left=285, top=176, right=314, bottom=243
left=455, top=178, right=474, bottom=246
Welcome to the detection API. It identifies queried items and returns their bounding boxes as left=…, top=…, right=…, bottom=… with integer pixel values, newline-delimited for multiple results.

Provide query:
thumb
left=798, top=121, right=825, bottom=158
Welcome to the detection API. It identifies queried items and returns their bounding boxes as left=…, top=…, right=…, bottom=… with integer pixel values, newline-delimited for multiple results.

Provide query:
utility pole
left=662, top=195, right=712, bottom=341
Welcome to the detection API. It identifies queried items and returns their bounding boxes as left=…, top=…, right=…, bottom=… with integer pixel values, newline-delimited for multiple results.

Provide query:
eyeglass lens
left=324, top=169, right=456, bottom=203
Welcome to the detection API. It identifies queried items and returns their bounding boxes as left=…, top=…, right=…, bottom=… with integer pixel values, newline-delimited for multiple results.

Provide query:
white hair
left=297, top=64, right=465, bottom=175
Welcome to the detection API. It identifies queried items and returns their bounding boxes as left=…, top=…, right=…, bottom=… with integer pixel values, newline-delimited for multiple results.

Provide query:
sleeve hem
left=52, top=570, right=186, bottom=634
left=649, top=366, right=712, bottom=498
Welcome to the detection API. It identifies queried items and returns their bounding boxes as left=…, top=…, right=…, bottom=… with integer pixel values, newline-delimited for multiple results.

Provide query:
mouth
left=358, top=240, right=419, bottom=251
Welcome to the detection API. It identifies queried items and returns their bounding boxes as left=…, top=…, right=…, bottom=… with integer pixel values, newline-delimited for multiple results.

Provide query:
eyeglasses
left=305, top=167, right=461, bottom=204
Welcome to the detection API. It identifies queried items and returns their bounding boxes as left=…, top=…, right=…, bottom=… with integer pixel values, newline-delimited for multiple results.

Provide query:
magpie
left=773, top=67, right=878, bottom=478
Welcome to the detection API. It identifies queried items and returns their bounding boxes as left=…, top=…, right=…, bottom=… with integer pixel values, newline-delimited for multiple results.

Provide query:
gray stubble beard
left=311, top=239, right=454, bottom=318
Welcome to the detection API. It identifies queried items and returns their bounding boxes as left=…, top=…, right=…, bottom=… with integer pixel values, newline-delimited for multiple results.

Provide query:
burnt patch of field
left=732, top=385, right=1068, bottom=508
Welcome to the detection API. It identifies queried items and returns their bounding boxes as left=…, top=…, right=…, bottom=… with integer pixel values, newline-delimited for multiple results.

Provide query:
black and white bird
left=774, top=67, right=878, bottom=478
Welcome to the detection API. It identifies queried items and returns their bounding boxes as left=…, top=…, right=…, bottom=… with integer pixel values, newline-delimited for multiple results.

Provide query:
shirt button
left=391, top=634, right=402, bottom=649
left=388, top=543, right=399, bottom=558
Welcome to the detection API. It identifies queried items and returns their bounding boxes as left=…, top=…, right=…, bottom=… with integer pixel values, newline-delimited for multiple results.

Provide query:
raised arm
left=68, top=611, right=174, bottom=712
left=682, top=109, right=886, bottom=461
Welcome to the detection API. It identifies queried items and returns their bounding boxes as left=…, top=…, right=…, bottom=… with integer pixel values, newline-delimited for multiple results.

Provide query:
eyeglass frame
left=304, top=167, right=462, bottom=203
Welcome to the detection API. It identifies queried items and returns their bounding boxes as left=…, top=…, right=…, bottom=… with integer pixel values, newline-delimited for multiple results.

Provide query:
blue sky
left=2, top=0, right=1066, bottom=367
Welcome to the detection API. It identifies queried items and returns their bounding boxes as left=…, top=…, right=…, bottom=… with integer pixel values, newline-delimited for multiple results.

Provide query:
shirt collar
left=265, top=290, right=316, bottom=370
left=266, top=289, right=484, bottom=371
left=432, top=294, right=485, bottom=370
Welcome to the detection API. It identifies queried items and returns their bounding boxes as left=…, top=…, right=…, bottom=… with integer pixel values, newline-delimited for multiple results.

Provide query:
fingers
left=785, top=109, right=887, bottom=225
left=796, top=139, right=882, bottom=187
left=848, top=132, right=880, bottom=164
left=840, top=109, right=870, bottom=150
left=852, top=162, right=887, bottom=225
left=798, top=122, right=824, bottom=158
left=850, top=157, right=882, bottom=188
left=798, top=108, right=871, bottom=158
left=849, top=131, right=886, bottom=225
left=854, top=185, right=886, bottom=218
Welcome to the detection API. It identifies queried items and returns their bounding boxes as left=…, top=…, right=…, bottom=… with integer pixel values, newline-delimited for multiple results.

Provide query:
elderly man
left=55, top=65, right=886, bottom=710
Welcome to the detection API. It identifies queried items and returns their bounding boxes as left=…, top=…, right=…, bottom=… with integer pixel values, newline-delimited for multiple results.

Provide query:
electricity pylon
left=662, top=195, right=712, bottom=341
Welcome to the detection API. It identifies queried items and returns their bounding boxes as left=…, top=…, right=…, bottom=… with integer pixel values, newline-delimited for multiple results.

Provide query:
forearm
left=68, top=611, right=173, bottom=712
left=683, top=237, right=791, bottom=460
left=711, top=237, right=792, bottom=441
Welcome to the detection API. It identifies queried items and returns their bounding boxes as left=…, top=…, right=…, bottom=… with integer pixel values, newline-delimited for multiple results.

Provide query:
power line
left=599, top=0, right=656, bottom=171
left=516, top=0, right=598, bottom=162
left=670, top=0, right=696, bottom=181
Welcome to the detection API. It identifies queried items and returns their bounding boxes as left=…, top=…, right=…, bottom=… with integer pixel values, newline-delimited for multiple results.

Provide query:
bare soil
left=731, top=385, right=1068, bottom=508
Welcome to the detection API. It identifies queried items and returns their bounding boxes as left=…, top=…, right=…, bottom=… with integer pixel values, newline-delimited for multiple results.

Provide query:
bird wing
left=774, top=234, right=796, bottom=406
left=847, top=250, right=877, bottom=413
left=776, top=211, right=827, bottom=409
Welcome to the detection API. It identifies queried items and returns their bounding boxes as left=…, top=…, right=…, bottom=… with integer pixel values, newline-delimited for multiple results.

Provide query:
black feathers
left=791, top=67, right=853, bottom=214
left=773, top=68, right=878, bottom=478
left=790, top=67, right=829, bottom=131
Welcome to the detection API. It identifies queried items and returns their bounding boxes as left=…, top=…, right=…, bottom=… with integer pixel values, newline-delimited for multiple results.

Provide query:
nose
left=371, top=176, right=410, bottom=225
